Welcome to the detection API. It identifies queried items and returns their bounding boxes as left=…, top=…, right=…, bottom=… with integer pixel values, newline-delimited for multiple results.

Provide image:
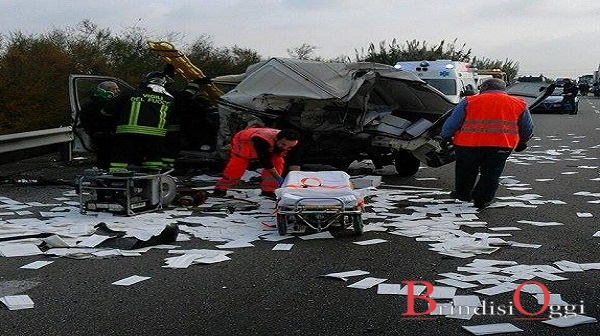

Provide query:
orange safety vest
left=453, top=92, right=526, bottom=148
left=231, top=127, right=280, bottom=159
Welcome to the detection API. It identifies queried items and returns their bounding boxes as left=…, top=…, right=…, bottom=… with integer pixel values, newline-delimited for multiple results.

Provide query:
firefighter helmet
left=93, top=81, right=120, bottom=100
left=144, top=71, right=168, bottom=86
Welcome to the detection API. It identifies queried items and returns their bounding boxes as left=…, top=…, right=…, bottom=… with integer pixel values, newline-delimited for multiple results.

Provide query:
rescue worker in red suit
left=213, top=128, right=302, bottom=198
left=440, top=78, right=533, bottom=209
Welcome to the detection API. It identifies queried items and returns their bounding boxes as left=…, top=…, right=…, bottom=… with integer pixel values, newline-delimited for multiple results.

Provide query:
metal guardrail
left=0, top=127, right=73, bottom=160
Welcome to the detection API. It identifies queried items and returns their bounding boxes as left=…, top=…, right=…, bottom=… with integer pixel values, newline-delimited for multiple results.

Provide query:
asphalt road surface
left=1, top=97, right=599, bottom=336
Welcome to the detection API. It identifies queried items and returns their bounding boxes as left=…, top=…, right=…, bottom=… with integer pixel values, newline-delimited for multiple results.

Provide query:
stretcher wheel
left=277, top=214, right=287, bottom=236
left=352, top=215, right=364, bottom=235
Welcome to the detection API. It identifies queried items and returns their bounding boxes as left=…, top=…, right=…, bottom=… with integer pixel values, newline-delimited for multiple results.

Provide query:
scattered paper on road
left=377, top=283, right=403, bottom=295
left=20, top=260, right=54, bottom=269
left=0, top=294, right=35, bottom=310
left=272, top=243, right=293, bottom=251
left=347, top=277, right=387, bottom=289
left=322, top=270, right=369, bottom=281
left=542, top=314, right=597, bottom=327
left=353, top=238, right=388, bottom=246
left=111, top=275, right=151, bottom=286
left=0, top=243, right=44, bottom=257
left=462, top=323, right=522, bottom=335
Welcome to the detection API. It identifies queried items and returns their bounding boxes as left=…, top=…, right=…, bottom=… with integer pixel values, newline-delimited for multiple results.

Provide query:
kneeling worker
left=213, top=128, right=302, bottom=198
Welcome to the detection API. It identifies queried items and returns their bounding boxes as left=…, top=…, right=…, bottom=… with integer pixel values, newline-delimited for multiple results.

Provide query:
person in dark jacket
left=102, top=72, right=174, bottom=172
left=441, top=78, right=534, bottom=209
left=561, top=79, right=579, bottom=115
left=79, top=81, right=120, bottom=170
left=162, top=75, right=216, bottom=169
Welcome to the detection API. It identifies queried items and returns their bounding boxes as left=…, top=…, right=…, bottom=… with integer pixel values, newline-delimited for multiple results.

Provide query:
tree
left=355, top=38, right=472, bottom=64
left=354, top=38, right=519, bottom=83
left=0, top=31, right=73, bottom=133
left=287, top=43, right=322, bottom=61
left=471, top=56, right=520, bottom=83
left=186, top=35, right=261, bottom=77
left=0, top=21, right=263, bottom=135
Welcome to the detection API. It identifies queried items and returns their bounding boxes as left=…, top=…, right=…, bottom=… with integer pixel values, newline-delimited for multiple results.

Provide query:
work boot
left=474, top=200, right=492, bottom=210
left=449, top=191, right=470, bottom=202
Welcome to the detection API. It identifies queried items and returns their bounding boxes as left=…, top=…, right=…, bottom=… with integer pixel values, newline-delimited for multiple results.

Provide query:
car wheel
left=394, top=150, right=420, bottom=177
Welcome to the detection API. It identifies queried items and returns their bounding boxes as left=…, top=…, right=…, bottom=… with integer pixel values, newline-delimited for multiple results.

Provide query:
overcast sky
left=2, top=0, right=600, bottom=79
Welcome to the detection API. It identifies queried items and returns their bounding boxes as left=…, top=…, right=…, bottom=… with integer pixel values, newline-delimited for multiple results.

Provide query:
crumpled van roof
left=217, top=57, right=431, bottom=109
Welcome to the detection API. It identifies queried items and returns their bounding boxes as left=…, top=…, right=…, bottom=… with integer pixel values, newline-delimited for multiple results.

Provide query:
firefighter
left=213, top=127, right=302, bottom=199
left=79, top=81, right=120, bottom=170
left=103, top=71, right=175, bottom=173
left=163, top=75, right=215, bottom=170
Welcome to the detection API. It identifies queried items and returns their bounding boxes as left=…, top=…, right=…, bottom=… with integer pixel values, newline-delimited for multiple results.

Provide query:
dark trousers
left=110, top=133, right=166, bottom=171
left=90, top=134, right=113, bottom=170
left=453, top=146, right=512, bottom=205
left=562, top=98, right=576, bottom=113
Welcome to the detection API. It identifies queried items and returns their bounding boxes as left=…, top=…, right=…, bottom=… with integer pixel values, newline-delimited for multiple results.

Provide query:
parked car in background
left=533, top=90, right=578, bottom=114
left=507, top=81, right=568, bottom=114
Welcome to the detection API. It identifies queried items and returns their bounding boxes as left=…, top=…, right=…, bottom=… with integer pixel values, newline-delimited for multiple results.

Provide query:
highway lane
left=1, top=97, right=599, bottom=335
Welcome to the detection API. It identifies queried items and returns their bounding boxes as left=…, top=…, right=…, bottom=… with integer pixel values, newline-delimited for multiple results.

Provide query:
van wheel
left=394, top=150, right=420, bottom=177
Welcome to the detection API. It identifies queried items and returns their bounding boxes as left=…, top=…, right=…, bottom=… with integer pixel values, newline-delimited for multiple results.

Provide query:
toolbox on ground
left=77, top=169, right=177, bottom=216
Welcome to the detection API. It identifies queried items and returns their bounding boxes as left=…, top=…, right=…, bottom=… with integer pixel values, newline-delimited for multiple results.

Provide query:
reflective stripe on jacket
left=115, top=92, right=173, bottom=137
left=453, top=92, right=526, bottom=148
left=231, top=128, right=280, bottom=159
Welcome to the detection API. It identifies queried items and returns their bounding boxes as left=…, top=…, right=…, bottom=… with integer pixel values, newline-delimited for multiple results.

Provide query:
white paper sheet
left=322, top=270, right=370, bottom=281
left=0, top=294, right=35, bottom=310
left=376, top=283, right=403, bottom=295
left=463, top=323, right=523, bottom=335
left=347, top=277, right=387, bottom=289
left=111, top=275, right=151, bottom=286
left=20, top=260, right=54, bottom=269
left=542, top=314, right=597, bottom=327
left=352, top=238, right=388, bottom=246
left=0, top=243, right=44, bottom=257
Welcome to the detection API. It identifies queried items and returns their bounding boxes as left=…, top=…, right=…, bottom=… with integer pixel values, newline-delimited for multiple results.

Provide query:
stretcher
left=274, top=171, right=367, bottom=235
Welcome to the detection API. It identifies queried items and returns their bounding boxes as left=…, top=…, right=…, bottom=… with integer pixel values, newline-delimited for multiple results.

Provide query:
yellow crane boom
left=147, top=41, right=223, bottom=100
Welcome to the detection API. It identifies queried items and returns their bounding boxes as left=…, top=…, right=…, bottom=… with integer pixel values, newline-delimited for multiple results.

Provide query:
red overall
left=215, top=128, right=288, bottom=193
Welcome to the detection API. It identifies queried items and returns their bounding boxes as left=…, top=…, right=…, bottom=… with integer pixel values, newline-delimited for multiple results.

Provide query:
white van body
left=394, top=60, right=479, bottom=103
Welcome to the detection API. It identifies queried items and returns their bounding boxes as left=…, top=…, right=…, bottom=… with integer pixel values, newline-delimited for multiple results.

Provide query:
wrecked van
left=215, top=58, right=459, bottom=176
left=69, top=58, right=551, bottom=177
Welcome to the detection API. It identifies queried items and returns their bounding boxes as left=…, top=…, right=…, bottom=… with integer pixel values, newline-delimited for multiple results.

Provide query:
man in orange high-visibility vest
left=213, top=128, right=302, bottom=199
left=441, top=78, right=534, bottom=209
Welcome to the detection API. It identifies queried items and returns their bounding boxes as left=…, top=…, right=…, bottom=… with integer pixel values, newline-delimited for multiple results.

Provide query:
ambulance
left=394, top=60, right=479, bottom=103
